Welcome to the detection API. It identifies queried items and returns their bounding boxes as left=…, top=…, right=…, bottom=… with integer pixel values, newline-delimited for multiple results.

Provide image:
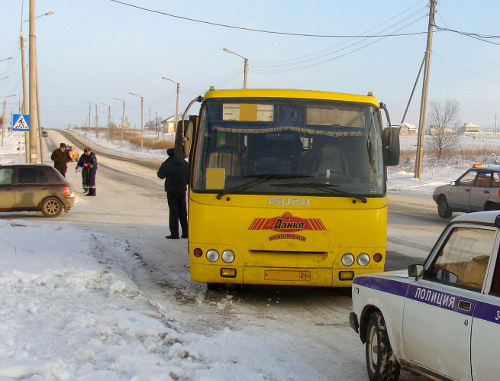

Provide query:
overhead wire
left=252, top=1, right=428, bottom=69
left=109, top=0, right=429, bottom=39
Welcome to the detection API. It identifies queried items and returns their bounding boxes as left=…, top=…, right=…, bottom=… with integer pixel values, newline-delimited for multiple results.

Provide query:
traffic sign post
left=12, top=114, right=30, bottom=132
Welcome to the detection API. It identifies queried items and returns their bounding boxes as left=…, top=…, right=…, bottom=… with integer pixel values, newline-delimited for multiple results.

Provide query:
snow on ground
left=1, top=130, right=500, bottom=380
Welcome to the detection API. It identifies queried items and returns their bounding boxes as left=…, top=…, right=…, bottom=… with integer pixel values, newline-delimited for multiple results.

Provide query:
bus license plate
left=264, top=270, right=311, bottom=282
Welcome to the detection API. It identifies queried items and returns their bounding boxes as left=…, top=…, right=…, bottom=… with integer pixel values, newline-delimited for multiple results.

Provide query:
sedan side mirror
left=408, top=264, right=424, bottom=277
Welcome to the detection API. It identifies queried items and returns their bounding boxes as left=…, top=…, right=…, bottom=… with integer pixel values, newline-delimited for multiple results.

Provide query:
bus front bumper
left=190, top=263, right=384, bottom=287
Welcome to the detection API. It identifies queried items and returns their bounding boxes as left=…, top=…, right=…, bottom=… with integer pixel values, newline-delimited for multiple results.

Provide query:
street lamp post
left=223, top=48, right=248, bottom=89
left=2, top=94, right=17, bottom=146
left=87, top=102, right=95, bottom=134
left=162, top=77, right=180, bottom=134
left=114, top=97, right=125, bottom=147
left=129, top=92, right=144, bottom=150
left=101, top=103, right=111, bottom=141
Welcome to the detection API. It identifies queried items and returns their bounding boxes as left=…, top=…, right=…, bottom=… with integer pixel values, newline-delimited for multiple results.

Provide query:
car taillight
left=64, top=186, right=71, bottom=197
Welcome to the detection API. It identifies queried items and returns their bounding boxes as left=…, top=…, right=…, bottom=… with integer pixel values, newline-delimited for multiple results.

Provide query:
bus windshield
left=192, top=98, right=385, bottom=197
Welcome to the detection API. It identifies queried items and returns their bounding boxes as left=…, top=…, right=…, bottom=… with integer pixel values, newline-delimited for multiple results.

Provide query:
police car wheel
left=365, top=312, right=400, bottom=381
left=437, top=196, right=453, bottom=218
left=41, top=197, right=63, bottom=218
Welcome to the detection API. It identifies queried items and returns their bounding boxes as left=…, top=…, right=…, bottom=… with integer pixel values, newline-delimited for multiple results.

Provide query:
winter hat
left=59, top=143, right=66, bottom=148
left=167, top=148, right=175, bottom=157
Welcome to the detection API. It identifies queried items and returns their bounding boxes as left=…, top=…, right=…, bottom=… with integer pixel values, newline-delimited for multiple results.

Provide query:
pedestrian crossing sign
left=12, top=114, right=30, bottom=131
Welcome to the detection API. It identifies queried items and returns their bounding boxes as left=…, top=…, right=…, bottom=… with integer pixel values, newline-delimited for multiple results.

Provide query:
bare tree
left=426, top=99, right=461, bottom=159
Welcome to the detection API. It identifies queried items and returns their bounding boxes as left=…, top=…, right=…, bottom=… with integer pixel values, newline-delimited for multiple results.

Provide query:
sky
left=1, top=0, right=500, bottom=131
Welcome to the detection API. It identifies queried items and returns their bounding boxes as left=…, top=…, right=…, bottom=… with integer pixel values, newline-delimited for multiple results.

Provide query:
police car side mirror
left=408, top=264, right=424, bottom=277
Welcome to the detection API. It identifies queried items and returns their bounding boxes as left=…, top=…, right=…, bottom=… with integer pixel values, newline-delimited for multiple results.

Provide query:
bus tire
left=207, top=283, right=220, bottom=291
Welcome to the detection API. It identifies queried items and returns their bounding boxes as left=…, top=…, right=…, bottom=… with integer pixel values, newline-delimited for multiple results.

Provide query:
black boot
left=86, top=188, right=96, bottom=196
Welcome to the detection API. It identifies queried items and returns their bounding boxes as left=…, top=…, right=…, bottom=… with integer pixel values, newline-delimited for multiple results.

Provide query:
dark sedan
left=0, top=164, right=75, bottom=217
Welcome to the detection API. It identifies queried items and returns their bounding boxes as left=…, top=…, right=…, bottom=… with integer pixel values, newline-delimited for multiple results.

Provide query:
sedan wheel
left=41, top=197, right=63, bottom=217
left=437, top=196, right=453, bottom=218
left=365, top=312, right=400, bottom=381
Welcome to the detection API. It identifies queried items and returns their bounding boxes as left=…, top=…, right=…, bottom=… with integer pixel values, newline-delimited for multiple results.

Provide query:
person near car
left=77, top=148, right=98, bottom=196
left=51, top=143, right=71, bottom=177
left=157, top=148, right=189, bottom=239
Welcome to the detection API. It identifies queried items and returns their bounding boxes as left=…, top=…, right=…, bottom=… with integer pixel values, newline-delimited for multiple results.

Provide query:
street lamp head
left=223, top=48, right=233, bottom=54
left=0, top=57, right=13, bottom=63
left=130, top=92, right=143, bottom=99
left=162, top=77, right=179, bottom=85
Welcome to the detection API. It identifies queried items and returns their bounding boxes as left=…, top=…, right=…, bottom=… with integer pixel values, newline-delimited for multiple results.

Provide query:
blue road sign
left=12, top=114, right=30, bottom=132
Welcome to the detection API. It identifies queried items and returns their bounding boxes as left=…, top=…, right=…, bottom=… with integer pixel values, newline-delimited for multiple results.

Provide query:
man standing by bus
left=51, top=143, right=71, bottom=177
left=157, top=148, right=189, bottom=239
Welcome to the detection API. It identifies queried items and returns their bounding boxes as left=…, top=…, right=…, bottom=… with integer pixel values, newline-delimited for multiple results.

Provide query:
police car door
left=448, top=170, right=476, bottom=211
left=471, top=242, right=500, bottom=381
left=402, top=225, right=496, bottom=380
left=469, top=171, right=493, bottom=212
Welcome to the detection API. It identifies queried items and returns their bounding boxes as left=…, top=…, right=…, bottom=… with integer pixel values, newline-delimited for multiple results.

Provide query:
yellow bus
left=176, top=88, right=399, bottom=289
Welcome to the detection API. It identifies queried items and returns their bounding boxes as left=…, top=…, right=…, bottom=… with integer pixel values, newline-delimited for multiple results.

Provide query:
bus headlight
left=341, top=253, right=355, bottom=267
left=206, top=249, right=219, bottom=263
left=357, top=253, right=370, bottom=266
left=221, top=250, right=235, bottom=263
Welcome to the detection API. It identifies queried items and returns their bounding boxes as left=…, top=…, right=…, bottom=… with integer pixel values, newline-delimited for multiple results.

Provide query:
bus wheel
left=207, top=283, right=220, bottom=291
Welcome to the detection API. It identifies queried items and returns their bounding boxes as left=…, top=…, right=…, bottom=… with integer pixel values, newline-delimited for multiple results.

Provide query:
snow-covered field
left=1, top=130, right=500, bottom=380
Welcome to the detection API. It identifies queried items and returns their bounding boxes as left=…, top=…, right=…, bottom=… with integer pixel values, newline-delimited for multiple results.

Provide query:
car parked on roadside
left=65, top=145, right=79, bottom=161
left=41, top=129, right=48, bottom=137
left=350, top=211, right=500, bottom=381
left=0, top=164, right=75, bottom=217
left=433, top=164, right=500, bottom=218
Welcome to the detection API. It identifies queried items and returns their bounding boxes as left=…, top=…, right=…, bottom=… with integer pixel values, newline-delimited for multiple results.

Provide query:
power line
left=434, top=25, right=500, bottom=45
left=109, top=0, right=428, bottom=39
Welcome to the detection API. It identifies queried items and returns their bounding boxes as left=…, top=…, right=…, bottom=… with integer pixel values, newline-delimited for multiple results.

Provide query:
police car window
left=457, top=171, right=476, bottom=186
left=494, top=172, right=500, bottom=187
left=429, top=227, right=495, bottom=291
left=490, top=253, right=500, bottom=296
left=474, top=172, right=492, bottom=187
left=0, top=168, right=13, bottom=185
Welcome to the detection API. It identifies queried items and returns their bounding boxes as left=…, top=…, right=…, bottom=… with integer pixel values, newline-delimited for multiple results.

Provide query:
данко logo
left=248, top=212, right=326, bottom=241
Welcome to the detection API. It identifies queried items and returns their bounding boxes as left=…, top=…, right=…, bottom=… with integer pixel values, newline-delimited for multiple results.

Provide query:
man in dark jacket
left=51, top=143, right=71, bottom=177
left=157, top=148, right=189, bottom=239
left=77, top=148, right=98, bottom=196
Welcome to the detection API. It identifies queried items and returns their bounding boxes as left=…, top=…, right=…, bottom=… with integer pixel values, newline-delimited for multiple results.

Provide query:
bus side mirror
left=174, top=120, right=194, bottom=159
left=382, top=127, right=400, bottom=166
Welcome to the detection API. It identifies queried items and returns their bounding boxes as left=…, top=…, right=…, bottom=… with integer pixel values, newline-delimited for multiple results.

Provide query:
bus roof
left=203, top=88, right=380, bottom=107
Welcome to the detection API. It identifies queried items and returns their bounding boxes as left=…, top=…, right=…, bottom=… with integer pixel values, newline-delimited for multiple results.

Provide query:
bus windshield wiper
left=216, top=175, right=310, bottom=200
left=271, top=182, right=367, bottom=203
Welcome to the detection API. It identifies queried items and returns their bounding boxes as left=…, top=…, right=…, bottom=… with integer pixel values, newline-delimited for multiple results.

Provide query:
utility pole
left=94, top=103, right=98, bottom=138
left=28, top=0, right=38, bottom=163
left=414, top=0, right=437, bottom=179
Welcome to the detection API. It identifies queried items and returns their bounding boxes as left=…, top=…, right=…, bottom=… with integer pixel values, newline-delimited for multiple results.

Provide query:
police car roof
left=452, top=211, right=500, bottom=226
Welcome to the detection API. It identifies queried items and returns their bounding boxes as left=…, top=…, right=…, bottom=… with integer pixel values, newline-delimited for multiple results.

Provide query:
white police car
left=350, top=211, right=500, bottom=380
